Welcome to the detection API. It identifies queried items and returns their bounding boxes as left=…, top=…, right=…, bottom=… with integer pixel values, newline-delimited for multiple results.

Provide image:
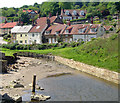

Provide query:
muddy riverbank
left=0, top=56, right=78, bottom=96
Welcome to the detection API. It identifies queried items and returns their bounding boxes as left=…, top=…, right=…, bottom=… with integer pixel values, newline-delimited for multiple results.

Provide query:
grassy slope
left=1, top=34, right=118, bottom=72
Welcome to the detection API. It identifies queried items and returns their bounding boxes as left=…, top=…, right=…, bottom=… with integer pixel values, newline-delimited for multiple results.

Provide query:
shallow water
left=23, top=72, right=118, bottom=101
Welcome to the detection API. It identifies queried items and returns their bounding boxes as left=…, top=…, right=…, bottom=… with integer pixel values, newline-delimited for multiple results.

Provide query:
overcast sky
left=0, top=0, right=47, bottom=8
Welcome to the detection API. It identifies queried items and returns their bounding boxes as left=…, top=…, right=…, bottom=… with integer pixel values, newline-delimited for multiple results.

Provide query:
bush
left=91, top=38, right=96, bottom=41
left=106, top=31, right=109, bottom=34
left=110, top=27, right=113, bottom=31
left=110, top=34, right=118, bottom=40
left=16, top=45, right=24, bottom=50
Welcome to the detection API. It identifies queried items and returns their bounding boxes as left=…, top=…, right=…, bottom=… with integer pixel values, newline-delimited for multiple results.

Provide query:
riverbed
left=0, top=57, right=118, bottom=101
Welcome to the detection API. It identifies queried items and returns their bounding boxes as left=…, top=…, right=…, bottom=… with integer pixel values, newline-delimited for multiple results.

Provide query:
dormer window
left=45, top=30, right=51, bottom=34
left=90, top=28, right=98, bottom=32
left=78, top=28, right=86, bottom=33
left=80, top=11, right=84, bottom=16
left=73, top=10, right=77, bottom=15
left=66, top=30, right=69, bottom=33
left=65, top=10, right=69, bottom=15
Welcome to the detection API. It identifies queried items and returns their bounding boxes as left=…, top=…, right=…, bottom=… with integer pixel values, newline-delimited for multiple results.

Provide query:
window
left=65, top=10, right=69, bottom=15
left=65, top=35, right=68, bottom=37
left=25, top=34, right=27, bottom=36
left=65, top=38, right=68, bottom=42
left=32, top=34, right=34, bottom=37
left=13, top=34, right=15, bottom=37
left=34, top=40, right=36, bottom=43
left=20, top=41, right=23, bottom=43
left=73, top=10, right=77, bottom=15
left=80, top=11, right=84, bottom=15
left=90, top=28, right=98, bottom=32
left=25, top=40, right=27, bottom=43
left=78, top=28, right=86, bottom=33
left=66, top=30, right=69, bottom=33
left=20, top=34, right=22, bottom=37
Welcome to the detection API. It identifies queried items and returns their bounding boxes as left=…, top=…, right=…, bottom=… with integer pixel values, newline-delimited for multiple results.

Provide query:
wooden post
left=32, top=74, right=36, bottom=93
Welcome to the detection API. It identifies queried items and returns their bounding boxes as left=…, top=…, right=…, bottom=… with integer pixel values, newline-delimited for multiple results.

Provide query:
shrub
left=15, top=45, right=24, bottom=50
left=110, top=27, right=113, bottom=31
left=106, top=31, right=109, bottom=34
left=110, top=34, right=118, bottom=40
left=91, top=38, right=96, bottom=41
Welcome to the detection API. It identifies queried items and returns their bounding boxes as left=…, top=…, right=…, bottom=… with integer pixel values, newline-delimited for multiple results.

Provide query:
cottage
left=62, top=24, right=105, bottom=42
left=1, top=22, right=17, bottom=35
left=28, top=17, right=50, bottom=44
left=23, top=9, right=38, bottom=19
left=11, top=25, right=32, bottom=44
left=61, top=9, right=86, bottom=21
left=44, top=24, right=67, bottom=44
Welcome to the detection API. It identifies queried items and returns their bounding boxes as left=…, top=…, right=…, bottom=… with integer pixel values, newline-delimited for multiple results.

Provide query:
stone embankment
left=55, top=56, right=119, bottom=84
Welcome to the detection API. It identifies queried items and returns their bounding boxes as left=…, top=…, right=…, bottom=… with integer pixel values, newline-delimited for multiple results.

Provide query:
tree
left=59, top=2, right=72, bottom=9
left=19, top=12, right=30, bottom=24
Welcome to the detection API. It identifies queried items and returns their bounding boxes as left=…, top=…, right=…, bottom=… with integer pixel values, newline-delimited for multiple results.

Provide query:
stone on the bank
left=12, top=94, right=22, bottom=102
left=31, top=94, right=51, bottom=101
left=10, top=80, right=24, bottom=88
left=2, top=93, right=13, bottom=101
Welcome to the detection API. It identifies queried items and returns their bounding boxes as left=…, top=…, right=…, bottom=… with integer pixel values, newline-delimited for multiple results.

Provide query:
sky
left=0, top=0, right=47, bottom=8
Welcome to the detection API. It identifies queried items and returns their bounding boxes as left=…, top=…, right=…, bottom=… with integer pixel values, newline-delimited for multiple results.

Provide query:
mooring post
left=32, top=74, right=36, bottom=93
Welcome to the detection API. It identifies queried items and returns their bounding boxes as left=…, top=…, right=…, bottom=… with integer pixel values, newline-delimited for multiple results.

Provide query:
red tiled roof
left=45, top=24, right=66, bottom=35
left=30, top=17, right=47, bottom=33
left=0, top=23, right=5, bottom=28
left=103, top=26, right=112, bottom=31
left=91, top=24, right=99, bottom=28
left=66, top=26, right=73, bottom=30
left=49, top=16, right=56, bottom=24
left=1, top=22, right=17, bottom=29
left=30, top=16, right=58, bottom=33
left=63, top=24, right=90, bottom=35
left=23, top=10, right=38, bottom=14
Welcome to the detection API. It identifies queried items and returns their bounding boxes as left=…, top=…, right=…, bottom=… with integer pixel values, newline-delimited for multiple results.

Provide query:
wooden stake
left=32, top=74, right=36, bottom=93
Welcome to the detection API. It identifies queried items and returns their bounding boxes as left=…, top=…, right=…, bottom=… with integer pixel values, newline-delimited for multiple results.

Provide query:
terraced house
left=62, top=24, right=105, bottom=42
left=1, top=22, right=17, bottom=35
left=11, top=25, right=32, bottom=44
left=61, top=9, right=86, bottom=21
left=44, top=24, right=67, bottom=44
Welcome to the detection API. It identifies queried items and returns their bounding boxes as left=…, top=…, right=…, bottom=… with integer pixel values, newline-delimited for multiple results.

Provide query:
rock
left=12, top=94, right=22, bottom=102
left=2, top=93, right=13, bottom=101
left=13, top=83, right=24, bottom=88
left=2, top=93, right=22, bottom=102
left=31, top=94, right=51, bottom=101
left=10, top=80, right=24, bottom=88
left=0, top=86, right=3, bottom=89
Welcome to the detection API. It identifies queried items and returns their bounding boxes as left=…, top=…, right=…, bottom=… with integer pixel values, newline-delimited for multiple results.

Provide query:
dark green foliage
left=70, top=18, right=87, bottom=22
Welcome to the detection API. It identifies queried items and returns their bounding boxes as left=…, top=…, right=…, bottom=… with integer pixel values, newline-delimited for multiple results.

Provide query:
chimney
left=91, top=17, right=93, bottom=24
left=47, top=17, right=50, bottom=26
left=32, top=19, right=34, bottom=26
left=4, top=18, right=7, bottom=23
left=49, top=12, right=52, bottom=18
left=11, top=19, right=13, bottom=22
left=67, top=21, right=71, bottom=26
left=39, top=13, right=41, bottom=18
left=56, top=12, right=58, bottom=17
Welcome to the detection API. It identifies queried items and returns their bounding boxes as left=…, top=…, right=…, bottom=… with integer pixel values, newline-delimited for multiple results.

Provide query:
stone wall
left=17, top=52, right=55, bottom=61
left=55, top=56, right=119, bottom=84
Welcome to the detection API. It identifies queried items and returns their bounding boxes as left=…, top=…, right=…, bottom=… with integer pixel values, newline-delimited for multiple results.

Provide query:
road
left=0, top=37, right=7, bottom=44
